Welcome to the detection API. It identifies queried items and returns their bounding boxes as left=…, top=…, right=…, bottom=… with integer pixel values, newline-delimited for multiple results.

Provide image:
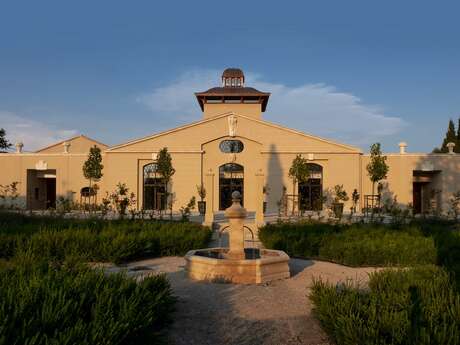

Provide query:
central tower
left=195, top=68, right=270, bottom=119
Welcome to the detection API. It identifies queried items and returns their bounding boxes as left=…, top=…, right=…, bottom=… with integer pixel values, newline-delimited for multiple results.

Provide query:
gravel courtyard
left=109, top=257, right=380, bottom=345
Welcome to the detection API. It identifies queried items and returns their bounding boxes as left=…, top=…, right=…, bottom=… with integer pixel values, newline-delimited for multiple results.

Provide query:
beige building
left=1, top=68, right=459, bottom=220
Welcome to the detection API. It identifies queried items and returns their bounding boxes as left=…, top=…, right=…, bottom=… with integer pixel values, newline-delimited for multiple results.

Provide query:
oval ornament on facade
left=219, top=140, right=244, bottom=153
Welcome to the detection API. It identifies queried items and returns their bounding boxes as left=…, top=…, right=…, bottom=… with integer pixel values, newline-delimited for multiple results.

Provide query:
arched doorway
left=299, top=163, right=323, bottom=211
left=219, top=163, right=244, bottom=210
left=143, top=163, right=166, bottom=210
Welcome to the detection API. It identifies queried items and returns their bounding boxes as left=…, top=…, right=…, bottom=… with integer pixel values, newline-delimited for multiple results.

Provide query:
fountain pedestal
left=185, top=191, right=290, bottom=284
left=223, top=193, right=247, bottom=260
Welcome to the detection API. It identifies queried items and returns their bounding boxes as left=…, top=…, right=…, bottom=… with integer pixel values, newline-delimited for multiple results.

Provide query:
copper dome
left=222, top=68, right=244, bottom=79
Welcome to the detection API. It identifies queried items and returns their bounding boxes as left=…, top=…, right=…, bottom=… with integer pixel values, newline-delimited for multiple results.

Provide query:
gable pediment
left=107, top=113, right=361, bottom=154
left=35, top=135, right=108, bottom=154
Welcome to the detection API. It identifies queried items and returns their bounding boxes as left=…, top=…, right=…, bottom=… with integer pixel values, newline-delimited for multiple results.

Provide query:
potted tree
left=196, top=184, right=206, bottom=215
left=332, top=184, right=349, bottom=218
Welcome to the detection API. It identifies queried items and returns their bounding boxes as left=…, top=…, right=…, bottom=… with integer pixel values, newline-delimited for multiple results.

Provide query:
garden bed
left=0, top=211, right=212, bottom=344
left=259, top=220, right=460, bottom=344
left=310, top=265, right=460, bottom=345
left=0, top=212, right=212, bottom=263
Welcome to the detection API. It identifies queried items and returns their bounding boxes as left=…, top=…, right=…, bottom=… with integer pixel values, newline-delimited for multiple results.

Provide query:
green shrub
left=0, top=259, right=175, bottom=345
left=319, top=227, right=436, bottom=266
left=258, top=222, right=340, bottom=258
left=0, top=213, right=202, bottom=344
left=259, top=222, right=437, bottom=267
left=310, top=266, right=460, bottom=345
left=0, top=211, right=107, bottom=235
left=1, top=220, right=211, bottom=263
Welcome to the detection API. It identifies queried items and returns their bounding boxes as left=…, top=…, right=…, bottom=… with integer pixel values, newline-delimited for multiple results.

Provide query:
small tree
left=156, top=147, right=175, bottom=219
left=366, top=143, right=389, bottom=198
left=288, top=155, right=310, bottom=215
left=0, top=128, right=12, bottom=152
left=82, top=145, right=104, bottom=208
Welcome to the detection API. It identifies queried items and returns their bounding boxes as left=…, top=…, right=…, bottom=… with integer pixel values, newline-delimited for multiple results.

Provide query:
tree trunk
left=371, top=181, right=375, bottom=217
left=89, top=178, right=92, bottom=214
left=165, top=180, right=172, bottom=220
left=292, top=179, right=296, bottom=216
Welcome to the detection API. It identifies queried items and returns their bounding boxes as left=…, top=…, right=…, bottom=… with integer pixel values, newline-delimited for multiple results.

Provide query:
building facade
left=1, top=68, right=459, bottom=220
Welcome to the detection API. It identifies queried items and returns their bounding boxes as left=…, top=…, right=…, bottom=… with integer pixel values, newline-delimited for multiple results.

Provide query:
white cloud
left=137, top=70, right=218, bottom=122
left=138, top=69, right=406, bottom=148
left=0, top=111, right=78, bottom=151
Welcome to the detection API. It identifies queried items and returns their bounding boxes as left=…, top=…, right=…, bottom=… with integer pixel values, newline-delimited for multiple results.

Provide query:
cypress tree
left=457, top=117, right=460, bottom=143
left=439, top=119, right=458, bottom=153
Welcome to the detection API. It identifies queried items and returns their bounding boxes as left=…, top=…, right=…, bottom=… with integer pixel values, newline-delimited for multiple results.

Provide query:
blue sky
left=0, top=1, right=459, bottom=152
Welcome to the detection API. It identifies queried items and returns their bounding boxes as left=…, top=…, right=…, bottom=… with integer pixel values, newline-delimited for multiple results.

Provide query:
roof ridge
left=35, top=134, right=108, bottom=153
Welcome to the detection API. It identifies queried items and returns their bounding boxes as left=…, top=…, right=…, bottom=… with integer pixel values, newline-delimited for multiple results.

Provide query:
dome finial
left=222, top=68, right=244, bottom=87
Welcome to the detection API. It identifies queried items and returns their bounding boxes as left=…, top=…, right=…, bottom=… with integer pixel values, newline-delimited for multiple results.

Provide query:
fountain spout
left=223, top=191, right=247, bottom=260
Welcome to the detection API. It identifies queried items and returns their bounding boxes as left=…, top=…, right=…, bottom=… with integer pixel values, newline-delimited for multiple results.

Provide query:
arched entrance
left=299, top=163, right=323, bottom=211
left=143, top=163, right=166, bottom=210
left=219, top=163, right=244, bottom=210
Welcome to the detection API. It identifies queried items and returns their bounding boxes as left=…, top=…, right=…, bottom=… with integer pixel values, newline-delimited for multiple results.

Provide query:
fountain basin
left=185, top=247, right=290, bottom=284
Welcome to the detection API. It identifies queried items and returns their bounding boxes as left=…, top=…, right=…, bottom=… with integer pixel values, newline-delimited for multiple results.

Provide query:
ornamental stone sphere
left=232, top=191, right=241, bottom=201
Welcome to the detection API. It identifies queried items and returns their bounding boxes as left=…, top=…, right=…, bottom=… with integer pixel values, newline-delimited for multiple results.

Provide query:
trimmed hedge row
left=318, top=227, right=436, bottom=266
left=0, top=214, right=212, bottom=264
left=310, top=266, right=460, bottom=345
left=0, top=258, right=175, bottom=345
left=0, top=212, right=108, bottom=235
left=259, top=222, right=437, bottom=266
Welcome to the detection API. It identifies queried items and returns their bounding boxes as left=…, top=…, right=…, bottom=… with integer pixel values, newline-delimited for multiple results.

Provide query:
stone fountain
left=185, top=191, right=290, bottom=284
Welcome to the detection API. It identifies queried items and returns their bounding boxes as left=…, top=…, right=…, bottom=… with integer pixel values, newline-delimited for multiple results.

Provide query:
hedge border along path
left=258, top=222, right=437, bottom=267
left=310, top=265, right=460, bottom=345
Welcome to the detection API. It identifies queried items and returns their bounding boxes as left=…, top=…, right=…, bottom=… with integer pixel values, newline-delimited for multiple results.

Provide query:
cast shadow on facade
left=371, top=153, right=460, bottom=217
left=412, top=154, right=460, bottom=216
left=265, top=143, right=284, bottom=216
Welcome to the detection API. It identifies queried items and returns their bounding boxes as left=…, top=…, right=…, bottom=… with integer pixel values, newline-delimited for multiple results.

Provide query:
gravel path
left=111, top=257, right=380, bottom=345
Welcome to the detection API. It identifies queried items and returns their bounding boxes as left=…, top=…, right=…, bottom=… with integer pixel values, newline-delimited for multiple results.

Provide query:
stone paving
left=109, top=256, right=380, bottom=345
